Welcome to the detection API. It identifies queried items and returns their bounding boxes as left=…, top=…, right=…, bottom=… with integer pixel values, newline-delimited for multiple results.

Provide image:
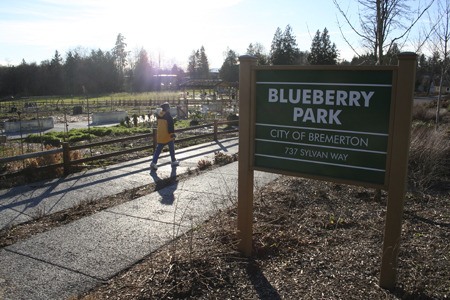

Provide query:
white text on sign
left=268, top=88, right=375, bottom=125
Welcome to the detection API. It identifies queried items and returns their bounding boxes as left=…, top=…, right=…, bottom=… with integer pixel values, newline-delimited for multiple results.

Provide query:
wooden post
left=62, top=142, right=71, bottom=176
left=379, top=52, right=417, bottom=289
left=213, top=119, right=218, bottom=141
left=237, top=55, right=257, bottom=256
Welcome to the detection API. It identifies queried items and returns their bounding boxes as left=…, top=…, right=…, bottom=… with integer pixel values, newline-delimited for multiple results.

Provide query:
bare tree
left=333, top=0, right=434, bottom=64
left=428, top=0, right=450, bottom=129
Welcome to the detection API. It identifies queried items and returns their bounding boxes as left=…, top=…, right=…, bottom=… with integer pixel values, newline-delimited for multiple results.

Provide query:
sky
left=0, top=0, right=437, bottom=69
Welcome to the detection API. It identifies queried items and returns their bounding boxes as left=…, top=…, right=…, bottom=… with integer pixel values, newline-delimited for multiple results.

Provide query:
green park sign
left=237, top=54, right=417, bottom=289
left=253, top=68, right=394, bottom=187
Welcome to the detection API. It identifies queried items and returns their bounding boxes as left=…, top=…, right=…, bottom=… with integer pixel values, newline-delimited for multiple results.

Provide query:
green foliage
left=190, top=119, right=200, bottom=126
left=188, top=46, right=210, bottom=79
left=25, top=133, right=62, bottom=147
left=246, top=42, right=269, bottom=65
left=175, top=119, right=191, bottom=129
left=24, top=125, right=151, bottom=145
left=86, top=127, right=113, bottom=136
left=308, top=28, right=338, bottom=65
left=270, top=25, right=302, bottom=65
left=220, top=49, right=239, bottom=82
left=68, top=133, right=95, bottom=143
left=189, top=110, right=203, bottom=121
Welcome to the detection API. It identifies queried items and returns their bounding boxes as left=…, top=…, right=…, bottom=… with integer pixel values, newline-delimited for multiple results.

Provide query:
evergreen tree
left=133, top=48, right=153, bottom=92
left=308, top=28, right=338, bottom=65
left=112, top=33, right=128, bottom=76
left=219, top=48, right=239, bottom=82
left=187, top=46, right=210, bottom=79
left=48, top=50, right=64, bottom=94
left=350, top=53, right=377, bottom=65
left=64, top=51, right=77, bottom=95
left=187, top=49, right=198, bottom=78
left=270, top=25, right=301, bottom=65
left=246, top=42, right=269, bottom=65
left=269, top=27, right=284, bottom=65
left=384, top=43, right=400, bottom=66
left=198, top=46, right=210, bottom=79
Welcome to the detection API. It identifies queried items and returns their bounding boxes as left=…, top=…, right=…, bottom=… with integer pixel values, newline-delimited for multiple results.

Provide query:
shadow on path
left=149, top=167, right=178, bottom=205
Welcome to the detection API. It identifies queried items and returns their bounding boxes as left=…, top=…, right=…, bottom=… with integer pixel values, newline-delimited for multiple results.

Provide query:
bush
left=73, top=106, right=83, bottom=115
left=214, top=151, right=238, bottom=165
left=227, top=113, right=239, bottom=126
left=408, top=125, right=450, bottom=191
left=68, top=133, right=95, bottom=143
left=25, top=134, right=61, bottom=147
left=197, top=159, right=212, bottom=170
left=87, top=127, right=113, bottom=137
left=412, top=104, right=436, bottom=123
left=190, top=119, right=199, bottom=126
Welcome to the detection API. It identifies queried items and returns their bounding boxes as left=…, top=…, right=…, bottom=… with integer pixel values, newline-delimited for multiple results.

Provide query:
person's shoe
left=171, top=160, right=179, bottom=167
left=150, top=162, right=158, bottom=170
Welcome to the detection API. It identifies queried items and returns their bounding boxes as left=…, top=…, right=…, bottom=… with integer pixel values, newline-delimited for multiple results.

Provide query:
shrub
left=68, top=133, right=95, bottom=143
left=25, top=134, right=61, bottom=147
left=197, top=159, right=212, bottom=170
left=73, top=106, right=83, bottom=115
left=87, top=127, right=113, bottom=137
left=408, top=125, right=450, bottom=191
left=190, top=119, right=200, bottom=126
left=227, top=113, right=239, bottom=126
left=214, top=151, right=238, bottom=165
left=412, top=104, right=436, bottom=123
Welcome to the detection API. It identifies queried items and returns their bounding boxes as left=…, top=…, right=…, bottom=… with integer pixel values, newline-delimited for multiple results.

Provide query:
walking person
left=150, top=102, right=179, bottom=170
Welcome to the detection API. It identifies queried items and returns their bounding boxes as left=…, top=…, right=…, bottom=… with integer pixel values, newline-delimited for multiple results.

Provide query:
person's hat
left=161, top=102, right=170, bottom=109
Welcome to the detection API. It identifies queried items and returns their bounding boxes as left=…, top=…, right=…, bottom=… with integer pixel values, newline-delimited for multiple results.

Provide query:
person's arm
left=166, top=113, right=175, bottom=136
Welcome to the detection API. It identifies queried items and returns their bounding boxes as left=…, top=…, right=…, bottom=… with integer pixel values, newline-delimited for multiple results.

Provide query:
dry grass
left=408, top=125, right=450, bottom=191
left=76, top=177, right=449, bottom=299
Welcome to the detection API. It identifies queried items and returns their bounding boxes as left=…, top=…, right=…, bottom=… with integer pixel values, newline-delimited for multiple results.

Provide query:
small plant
left=197, top=159, right=212, bottom=170
left=325, top=214, right=347, bottom=229
left=214, top=151, right=238, bottom=165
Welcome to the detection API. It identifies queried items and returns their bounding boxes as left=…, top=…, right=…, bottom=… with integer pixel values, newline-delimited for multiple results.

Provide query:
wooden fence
left=0, top=120, right=238, bottom=178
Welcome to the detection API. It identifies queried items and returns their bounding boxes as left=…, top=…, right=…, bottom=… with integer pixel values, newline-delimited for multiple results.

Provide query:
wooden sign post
left=237, top=55, right=257, bottom=256
left=237, top=53, right=416, bottom=289
left=379, top=52, right=417, bottom=289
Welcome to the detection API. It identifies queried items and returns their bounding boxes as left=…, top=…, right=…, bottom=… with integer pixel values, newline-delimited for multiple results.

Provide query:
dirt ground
left=66, top=176, right=446, bottom=299
left=1, top=165, right=448, bottom=299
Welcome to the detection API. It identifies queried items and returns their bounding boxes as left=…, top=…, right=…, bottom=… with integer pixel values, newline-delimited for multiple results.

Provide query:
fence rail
left=0, top=120, right=238, bottom=178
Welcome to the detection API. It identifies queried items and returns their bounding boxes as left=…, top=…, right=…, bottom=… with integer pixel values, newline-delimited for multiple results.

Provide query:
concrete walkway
left=0, top=137, right=279, bottom=299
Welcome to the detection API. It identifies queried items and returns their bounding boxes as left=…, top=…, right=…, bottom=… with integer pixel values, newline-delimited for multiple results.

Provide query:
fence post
left=62, top=142, right=71, bottom=176
left=152, top=128, right=157, bottom=151
left=213, top=120, right=218, bottom=141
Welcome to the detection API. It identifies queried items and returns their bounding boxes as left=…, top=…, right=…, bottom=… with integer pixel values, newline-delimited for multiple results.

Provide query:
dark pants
left=152, top=140, right=176, bottom=164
